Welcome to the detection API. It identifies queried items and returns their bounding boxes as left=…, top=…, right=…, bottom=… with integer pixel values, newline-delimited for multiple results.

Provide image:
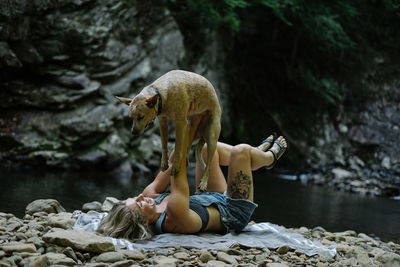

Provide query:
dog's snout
left=131, top=126, right=139, bottom=136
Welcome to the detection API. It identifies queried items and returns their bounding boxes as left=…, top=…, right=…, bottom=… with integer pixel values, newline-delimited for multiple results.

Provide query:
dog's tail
left=195, top=138, right=207, bottom=170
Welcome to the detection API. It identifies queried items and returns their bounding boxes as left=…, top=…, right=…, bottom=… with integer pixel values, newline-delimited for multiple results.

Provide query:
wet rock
left=42, top=229, right=115, bottom=253
left=25, top=199, right=65, bottom=215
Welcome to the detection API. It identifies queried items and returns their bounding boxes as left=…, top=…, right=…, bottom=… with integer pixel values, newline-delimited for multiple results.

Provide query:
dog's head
left=116, top=94, right=158, bottom=136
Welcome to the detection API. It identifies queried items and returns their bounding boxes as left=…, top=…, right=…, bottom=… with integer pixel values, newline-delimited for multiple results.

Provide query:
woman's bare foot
left=266, top=136, right=288, bottom=169
left=257, top=133, right=277, bottom=152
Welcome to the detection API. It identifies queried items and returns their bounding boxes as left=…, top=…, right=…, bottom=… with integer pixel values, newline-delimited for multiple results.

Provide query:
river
left=1, top=167, right=399, bottom=242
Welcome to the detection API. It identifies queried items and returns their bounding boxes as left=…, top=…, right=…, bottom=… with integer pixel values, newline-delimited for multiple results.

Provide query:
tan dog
left=116, top=70, right=221, bottom=191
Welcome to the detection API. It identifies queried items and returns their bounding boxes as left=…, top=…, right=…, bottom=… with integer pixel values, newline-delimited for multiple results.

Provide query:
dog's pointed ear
left=115, top=96, right=132, bottom=106
left=146, top=94, right=158, bottom=108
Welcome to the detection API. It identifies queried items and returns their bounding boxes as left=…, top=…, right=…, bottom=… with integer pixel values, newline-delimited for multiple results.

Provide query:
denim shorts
left=154, top=192, right=258, bottom=233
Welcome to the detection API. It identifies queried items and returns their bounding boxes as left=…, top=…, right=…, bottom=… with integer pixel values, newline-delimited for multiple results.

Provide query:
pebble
left=0, top=198, right=399, bottom=267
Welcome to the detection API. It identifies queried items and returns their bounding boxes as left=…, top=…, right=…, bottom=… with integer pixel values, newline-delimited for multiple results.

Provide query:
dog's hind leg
left=197, top=115, right=221, bottom=192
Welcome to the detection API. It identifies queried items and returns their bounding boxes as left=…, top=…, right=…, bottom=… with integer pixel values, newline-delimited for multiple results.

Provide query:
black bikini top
left=189, top=201, right=210, bottom=232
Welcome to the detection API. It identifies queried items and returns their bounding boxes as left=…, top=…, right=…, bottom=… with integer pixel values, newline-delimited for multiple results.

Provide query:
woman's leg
left=226, top=136, right=287, bottom=202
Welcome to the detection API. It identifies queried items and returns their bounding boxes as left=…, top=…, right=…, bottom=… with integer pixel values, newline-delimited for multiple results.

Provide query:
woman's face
left=125, top=194, right=156, bottom=223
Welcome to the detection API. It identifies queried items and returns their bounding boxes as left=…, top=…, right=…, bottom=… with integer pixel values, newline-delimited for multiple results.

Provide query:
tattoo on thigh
left=229, top=170, right=251, bottom=199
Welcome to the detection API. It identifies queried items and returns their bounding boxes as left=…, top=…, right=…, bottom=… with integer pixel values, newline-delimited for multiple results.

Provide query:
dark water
left=1, top=168, right=399, bottom=242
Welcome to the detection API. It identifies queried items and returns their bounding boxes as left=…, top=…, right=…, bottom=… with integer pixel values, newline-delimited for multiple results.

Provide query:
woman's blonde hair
left=96, top=202, right=154, bottom=241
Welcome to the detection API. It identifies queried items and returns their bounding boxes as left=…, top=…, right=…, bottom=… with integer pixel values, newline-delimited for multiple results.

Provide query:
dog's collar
left=151, top=86, right=162, bottom=116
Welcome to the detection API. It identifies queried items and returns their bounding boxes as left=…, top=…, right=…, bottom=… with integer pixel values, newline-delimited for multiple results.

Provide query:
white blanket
left=72, top=211, right=336, bottom=258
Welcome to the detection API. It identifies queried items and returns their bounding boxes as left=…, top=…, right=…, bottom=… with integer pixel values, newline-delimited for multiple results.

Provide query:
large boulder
left=25, top=199, right=66, bottom=215
left=42, top=229, right=115, bottom=253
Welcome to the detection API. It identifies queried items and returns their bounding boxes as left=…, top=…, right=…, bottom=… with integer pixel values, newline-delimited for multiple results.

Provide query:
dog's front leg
left=171, top=118, right=188, bottom=176
left=159, top=116, right=169, bottom=172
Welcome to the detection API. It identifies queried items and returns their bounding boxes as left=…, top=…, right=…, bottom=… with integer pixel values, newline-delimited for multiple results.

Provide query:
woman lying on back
left=97, top=134, right=288, bottom=240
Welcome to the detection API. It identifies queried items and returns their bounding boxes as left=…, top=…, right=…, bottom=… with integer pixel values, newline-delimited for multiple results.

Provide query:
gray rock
left=27, top=255, right=49, bottom=267
left=63, top=247, right=78, bottom=262
left=48, top=212, right=76, bottom=229
left=174, top=251, right=190, bottom=260
left=217, top=251, right=238, bottom=265
left=277, top=245, right=289, bottom=254
left=120, top=249, right=146, bottom=260
left=110, top=260, right=135, bottom=267
left=374, top=251, right=400, bottom=267
left=82, top=201, right=103, bottom=212
left=206, top=260, right=227, bottom=267
left=25, top=199, right=66, bottom=215
left=199, top=251, right=215, bottom=263
left=44, top=252, right=76, bottom=266
left=266, top=263, right=290, bottom=267
left=0, top=41, right=22, bottom=68
left=101, top=197, right=120, bottom=212
left=1, top=242, right=36, bottom=253
left=153, top=255, right=178, bottom=266
left=93, top=251, right=126, bottom=263
left=42, top=229, right=115, bottom=253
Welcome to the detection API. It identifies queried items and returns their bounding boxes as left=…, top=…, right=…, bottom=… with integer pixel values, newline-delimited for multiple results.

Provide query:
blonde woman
left=97, top=135, right=288, bottom=240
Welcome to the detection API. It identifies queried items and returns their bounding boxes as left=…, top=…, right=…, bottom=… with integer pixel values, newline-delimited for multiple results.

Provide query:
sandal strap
left=273, top=139, right=287, bottom=159
left=261, top=132, right=277, bottom=145
left=265, top=149, right=277, bottom=169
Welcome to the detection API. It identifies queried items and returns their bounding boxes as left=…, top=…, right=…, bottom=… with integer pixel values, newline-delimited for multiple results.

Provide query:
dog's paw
left=197, top=178, right=208, bottom=192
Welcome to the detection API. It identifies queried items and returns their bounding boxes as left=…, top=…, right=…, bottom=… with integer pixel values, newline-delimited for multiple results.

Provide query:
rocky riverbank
left=297, top=164, right=400, bottom=198
left=1, top=199, right=399, bottom=267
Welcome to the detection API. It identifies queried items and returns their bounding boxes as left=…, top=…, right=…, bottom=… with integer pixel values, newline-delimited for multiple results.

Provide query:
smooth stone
left=27, top=237, right=45, bottom=249
left=277, top=245, right=289, bottom=254
left=217, top=251, right=238, bottom=265
left=374, top=251, right=400, bottom=267
left=110, top=260, right=135, bottom=267
left=174, top=251, right=190, bottom=260
left=94, top=251, right=126, bottom=263
left=120, top=249, right=145, bottom=260
left=2, top=242, right=37, bottom=253
left=44, top=252, right=76, bottom=266
left=82, top=201, right=102, bottom=212
left=28, top=255, right=48, bottom=267
left=42, top=229, right=115, bottom=253
left=48, top=212, right=76, bottom=229
left=25, top=199, right=65, bottom=215
left=153, top=255, right=178, bottom=266
left=63, top=246, right=78, bottom=262
left=266, top=263, right=290, bottom=267
left=199, top=251, right=214, bottom=263
left=206, top=260, right=227, bottom=267
left=101, top=197, right=120, bottom=212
